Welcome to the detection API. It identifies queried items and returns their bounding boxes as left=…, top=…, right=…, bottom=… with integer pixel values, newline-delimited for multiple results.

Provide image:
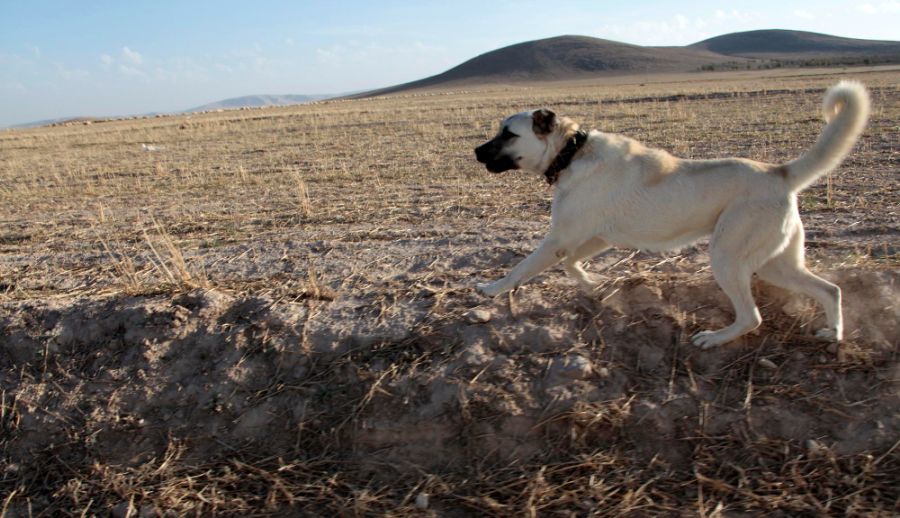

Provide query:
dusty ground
left=1, top=68, right=898, bottom=516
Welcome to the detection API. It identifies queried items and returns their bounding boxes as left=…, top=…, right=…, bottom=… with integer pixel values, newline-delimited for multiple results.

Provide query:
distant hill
left=357, top=30, right=900, bottom=97
left=8, top=117, right=95, bottom=129
left=185, top=94, right=331, bottom=113
left=689, top=29, right=900, bottom=58
left=5, top=94, right=334, bottom=129
left=360, top=35, right=736, bottom=96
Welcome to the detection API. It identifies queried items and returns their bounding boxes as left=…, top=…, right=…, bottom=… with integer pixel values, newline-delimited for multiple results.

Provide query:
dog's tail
left=782, top=81, right=870, bottom=192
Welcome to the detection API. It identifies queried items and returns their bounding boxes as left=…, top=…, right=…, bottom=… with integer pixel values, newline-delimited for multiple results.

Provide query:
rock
left=757, top=358, right=778, bottom=370
left=465, top=308, right=492, bottom=324
left=637, top=345, right=665, bottom=371
left=415, top=492, right=429, bottom=509
left=463, top=343, right=492, bottom=366
left=805, top=439, right=828, bottom=456
left=112, top=501, right=135, bottom=518
left=550, top=355, right=593, bottom=380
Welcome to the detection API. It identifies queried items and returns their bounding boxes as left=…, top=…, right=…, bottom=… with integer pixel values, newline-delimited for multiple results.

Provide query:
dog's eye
left=501, top=128, right=519, bottom=139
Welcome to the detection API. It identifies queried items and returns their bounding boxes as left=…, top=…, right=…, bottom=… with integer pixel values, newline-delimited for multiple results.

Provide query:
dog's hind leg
left=757, top=224, right=843, bottom=341
left=692, top=203, right=792, bottom=349
left=563, top=236, right=611, bottom=291
left=477, top=233, right=577, bottom=297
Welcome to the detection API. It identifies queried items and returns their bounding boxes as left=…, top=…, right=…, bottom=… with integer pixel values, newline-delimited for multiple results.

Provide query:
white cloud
left=714, top=9, right=756, bottom=21
left=118, top=64, right=144, bottom=76
left=54, top=63, right=90, bottom=81
left=794, top=9, right=815, bottom=19
left=100, top=54, right=113, bottom=66
left=596, top=14, right=711, bottom=45
left=122, top=46, right=143, bottom=65
left=315, top=46, right=344, bottom=66
left=857, top=1, right=900, bottom=14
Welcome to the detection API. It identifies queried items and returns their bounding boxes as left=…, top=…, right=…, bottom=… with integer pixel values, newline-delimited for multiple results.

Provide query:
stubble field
left=1, top=68, right=898, bottom=516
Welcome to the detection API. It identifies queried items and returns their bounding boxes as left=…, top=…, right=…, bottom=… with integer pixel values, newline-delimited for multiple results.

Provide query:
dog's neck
left=544, top=130, right=589, bottom=185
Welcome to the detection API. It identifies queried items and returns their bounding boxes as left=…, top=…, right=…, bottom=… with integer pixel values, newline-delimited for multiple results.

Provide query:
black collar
left=544, top=130, right=589, bottom=185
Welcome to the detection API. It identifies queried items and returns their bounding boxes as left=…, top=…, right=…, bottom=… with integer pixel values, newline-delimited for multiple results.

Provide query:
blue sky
left=1, top=0, right=898, bottom=126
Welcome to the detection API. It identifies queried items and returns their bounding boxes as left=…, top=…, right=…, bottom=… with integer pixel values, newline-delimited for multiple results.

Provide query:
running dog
left=474, top=82, right=869, bottom=348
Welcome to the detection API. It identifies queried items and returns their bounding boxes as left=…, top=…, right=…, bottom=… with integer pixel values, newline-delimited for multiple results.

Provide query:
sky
left=1, top=0, right=899, bottom=127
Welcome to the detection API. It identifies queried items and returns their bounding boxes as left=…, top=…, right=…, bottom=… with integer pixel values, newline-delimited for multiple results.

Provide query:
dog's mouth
left=482, top=155, right=520, bottom=173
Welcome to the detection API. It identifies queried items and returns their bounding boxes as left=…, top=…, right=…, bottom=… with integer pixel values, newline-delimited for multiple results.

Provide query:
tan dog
left=474, top=82, right=870, bottom=348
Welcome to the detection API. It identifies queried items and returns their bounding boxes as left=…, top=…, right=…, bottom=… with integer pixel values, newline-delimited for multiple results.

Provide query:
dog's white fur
left=475, top=82, right=870, bottom=348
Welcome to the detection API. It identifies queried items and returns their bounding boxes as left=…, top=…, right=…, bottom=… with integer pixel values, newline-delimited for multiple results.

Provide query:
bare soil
left=1, top=68, right=898, bottom=516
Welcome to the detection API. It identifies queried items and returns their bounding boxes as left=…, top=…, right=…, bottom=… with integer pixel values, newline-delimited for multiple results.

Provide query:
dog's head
left=474, top=109, right=575, bottom=174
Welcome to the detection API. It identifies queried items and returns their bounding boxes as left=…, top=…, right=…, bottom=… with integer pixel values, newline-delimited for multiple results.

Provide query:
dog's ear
left=532, top=109, right=557, bottom=136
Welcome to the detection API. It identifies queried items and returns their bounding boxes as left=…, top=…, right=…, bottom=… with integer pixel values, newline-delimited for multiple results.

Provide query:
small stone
left=112, top=501, right=135, bottom=518
left=757, top=358, right=778, bottom=370
left=463, top=343, right=491, bottom=366
left=805, top=439, right=828, bottom=456
left=465, top=308, right=492, bottom=324
left=596, top=366, right=610, bottom=379
left=415, top=492, right=429, bottom=509
left=551, top=355, right=593, bottom=380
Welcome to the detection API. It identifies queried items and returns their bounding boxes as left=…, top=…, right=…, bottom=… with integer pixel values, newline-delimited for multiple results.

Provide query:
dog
left=474, top=81, right=870, bottom=348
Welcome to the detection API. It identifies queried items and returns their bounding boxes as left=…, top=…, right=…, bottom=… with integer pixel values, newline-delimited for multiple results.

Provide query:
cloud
left=714, top=9, right=756, bottom=21
left=118, top=64, right=144, bottom=76
left=122, top=46, right=143, bottom=65
left=596, top=14, right=711, bottom=45
left=857, top=1, right=900, bottom=14
left=100, top=54, right=113, bottom=66
left=793, top=9, right=815, bottom=19
left=315, top=46, right=344, bottom=66
left=32, top=46, right=41, bottom=58
left=54, top=63, right=90, bottom=81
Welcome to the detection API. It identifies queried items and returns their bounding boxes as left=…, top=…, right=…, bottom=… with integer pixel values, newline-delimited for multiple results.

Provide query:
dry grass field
left=1, top=67, right=898, bottom=516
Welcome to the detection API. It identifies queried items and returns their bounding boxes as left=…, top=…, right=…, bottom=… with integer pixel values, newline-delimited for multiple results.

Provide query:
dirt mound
left=2, top=267, right=897, bottom=515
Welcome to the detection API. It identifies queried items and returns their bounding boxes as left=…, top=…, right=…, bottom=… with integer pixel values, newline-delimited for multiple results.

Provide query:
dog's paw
left=815, top=327, right=843, bottom=342
left=691, top=330, right=727, bottom=349
left=476, top=281, right=505, bottom=298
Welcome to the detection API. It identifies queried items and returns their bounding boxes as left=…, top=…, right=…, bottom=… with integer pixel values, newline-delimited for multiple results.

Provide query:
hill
left=5, top=94, right=332, bottom=129
left=361, top=35, right=735, bottom=96
left=359, top=30, right=900, bottom=97
left=690, top=29, right=900, bottom=58
left=185, top=94, right=330, bottom=113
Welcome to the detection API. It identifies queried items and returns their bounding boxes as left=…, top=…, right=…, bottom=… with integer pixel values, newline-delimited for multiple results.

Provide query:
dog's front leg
left=476, top=236, right=568, bottom=297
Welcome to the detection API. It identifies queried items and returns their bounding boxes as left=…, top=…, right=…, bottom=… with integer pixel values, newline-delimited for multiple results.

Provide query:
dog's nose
left=475, top=144, right=489, bottom=163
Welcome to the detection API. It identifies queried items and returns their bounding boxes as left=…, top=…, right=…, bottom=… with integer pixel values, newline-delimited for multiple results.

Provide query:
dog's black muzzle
left=475, top=139, right=517, bottom=173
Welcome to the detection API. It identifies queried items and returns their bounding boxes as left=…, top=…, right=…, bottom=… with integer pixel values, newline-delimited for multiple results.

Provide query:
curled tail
left=783, top=81, right=870, bottom=192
